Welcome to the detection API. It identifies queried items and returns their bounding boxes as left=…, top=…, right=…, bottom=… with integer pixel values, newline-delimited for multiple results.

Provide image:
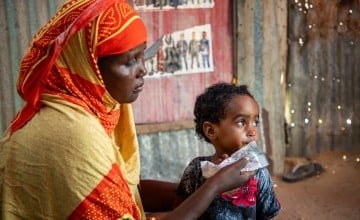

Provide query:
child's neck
left=211, top=153, right=228, bottom=165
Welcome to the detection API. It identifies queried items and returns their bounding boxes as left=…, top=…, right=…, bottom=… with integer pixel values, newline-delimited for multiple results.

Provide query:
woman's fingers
left=210, top=157, right=255, bottom=194
left=232, top=157, right=249, bottom=169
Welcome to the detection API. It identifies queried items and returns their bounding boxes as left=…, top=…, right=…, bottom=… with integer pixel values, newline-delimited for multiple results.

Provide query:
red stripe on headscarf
left=97, top=18, right=147, bottom=57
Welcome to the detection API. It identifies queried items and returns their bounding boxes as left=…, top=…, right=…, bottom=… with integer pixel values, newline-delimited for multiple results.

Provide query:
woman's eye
left=126, top=58, right=138, bottom=66
left=126, top=56, right=145, bottom=67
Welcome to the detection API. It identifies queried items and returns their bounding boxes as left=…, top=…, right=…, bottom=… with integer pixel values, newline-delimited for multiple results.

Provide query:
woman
left=0, top=0, right=254, bottom=219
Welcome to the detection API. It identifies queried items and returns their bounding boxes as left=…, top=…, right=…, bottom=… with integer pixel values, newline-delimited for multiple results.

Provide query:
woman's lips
left=134, top=83, right=144, bottom=93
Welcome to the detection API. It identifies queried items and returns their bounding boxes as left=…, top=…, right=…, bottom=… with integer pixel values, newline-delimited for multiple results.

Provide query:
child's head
left=194, top=82, right=260, bottom=156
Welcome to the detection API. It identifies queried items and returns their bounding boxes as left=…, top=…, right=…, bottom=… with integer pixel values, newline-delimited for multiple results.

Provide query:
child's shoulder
left=255, top=167, right=271, bottom=176
left=189, top=155, right=212, bottom=163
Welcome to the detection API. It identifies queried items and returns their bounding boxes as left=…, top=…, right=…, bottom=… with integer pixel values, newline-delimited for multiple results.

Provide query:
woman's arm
left=141, top=157, right=254, bottom=220
left=164, top=157, right=253, bottom=220
left=139, top=179, right=179, bottom=212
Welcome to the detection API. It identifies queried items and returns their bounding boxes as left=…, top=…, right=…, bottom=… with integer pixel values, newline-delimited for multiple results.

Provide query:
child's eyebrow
left=233, top=113, right=260, bottom=119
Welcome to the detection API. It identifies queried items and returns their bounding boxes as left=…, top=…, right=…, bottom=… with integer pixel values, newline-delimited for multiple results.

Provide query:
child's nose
left=246, top=126, right=257, bottom=137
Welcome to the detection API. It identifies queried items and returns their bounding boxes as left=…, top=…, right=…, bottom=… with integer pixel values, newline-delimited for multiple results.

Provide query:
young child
left=176, top=82, right=281, bottom=219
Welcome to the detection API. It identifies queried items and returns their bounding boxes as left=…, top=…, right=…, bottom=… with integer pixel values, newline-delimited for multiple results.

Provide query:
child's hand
left=208, top=157, right=255, bottom=194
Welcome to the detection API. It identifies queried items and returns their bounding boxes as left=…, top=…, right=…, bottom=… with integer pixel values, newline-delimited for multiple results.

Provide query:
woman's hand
left=161, top=157, right=254, bottom=220
left=207, top=157, right=255, bottom=194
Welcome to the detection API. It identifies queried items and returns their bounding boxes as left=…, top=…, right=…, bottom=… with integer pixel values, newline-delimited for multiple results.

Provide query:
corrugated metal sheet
left=133, top=1, right=234, bottom=123
left=1, top=0, right=358, bottom=180
left=285, top=0, right=360, bottom=156
left=235, top=0, right=359, bottom=166
left=138, top=129, right=214, bottom=182
left=235, top=0, right=288, bottom=173
left=0, top=0, right=64, bottom=132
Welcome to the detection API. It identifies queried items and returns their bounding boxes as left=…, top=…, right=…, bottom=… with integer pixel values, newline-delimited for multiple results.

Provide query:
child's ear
left=203, top=121, right=216, bottom=141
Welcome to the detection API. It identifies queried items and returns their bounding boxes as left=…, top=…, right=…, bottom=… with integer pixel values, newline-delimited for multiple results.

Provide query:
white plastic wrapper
left=201, top=141, right=269, bottom=178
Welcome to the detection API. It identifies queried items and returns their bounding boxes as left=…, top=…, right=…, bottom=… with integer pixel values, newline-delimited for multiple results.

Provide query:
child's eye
left=237, top=120, right=246, bottom=127
left=252, top=120, right=260, bottom=127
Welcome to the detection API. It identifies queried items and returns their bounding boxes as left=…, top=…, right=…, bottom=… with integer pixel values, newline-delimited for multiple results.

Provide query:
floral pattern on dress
left=177, top=156, right=281, bottom=220
left=221, top=177, right=258, bottom=207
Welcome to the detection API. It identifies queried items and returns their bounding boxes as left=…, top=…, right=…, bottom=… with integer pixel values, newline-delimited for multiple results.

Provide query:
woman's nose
left=138, top=60, right=147, bottom=77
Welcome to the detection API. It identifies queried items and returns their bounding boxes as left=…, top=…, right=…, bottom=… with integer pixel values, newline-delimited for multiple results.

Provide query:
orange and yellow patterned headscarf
left=10, top=0, right=147, bottom=135
left=6, top=1, right=148, bottom=219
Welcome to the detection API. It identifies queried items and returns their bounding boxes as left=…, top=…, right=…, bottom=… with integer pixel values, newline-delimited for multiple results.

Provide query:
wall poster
left=145, top=24, right=214, bottom=76
left=131, top=0, right=234, bottom=125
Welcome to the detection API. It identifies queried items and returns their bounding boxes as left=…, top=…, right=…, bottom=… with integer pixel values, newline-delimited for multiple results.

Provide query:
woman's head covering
left=11, top=0, right=147, bottom=135
left=9, top=1, right=147, bottom=217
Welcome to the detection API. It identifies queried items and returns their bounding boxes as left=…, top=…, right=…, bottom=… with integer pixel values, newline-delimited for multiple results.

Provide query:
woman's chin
left=128, top=93, right=141, bottom=103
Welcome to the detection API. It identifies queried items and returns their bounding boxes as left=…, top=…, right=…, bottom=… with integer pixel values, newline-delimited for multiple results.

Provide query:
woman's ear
left=203, top=121, right=216, bottom=141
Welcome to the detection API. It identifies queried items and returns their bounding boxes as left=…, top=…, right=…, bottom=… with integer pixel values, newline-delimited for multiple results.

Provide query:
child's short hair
left=194, top=82, right=254, bottom=143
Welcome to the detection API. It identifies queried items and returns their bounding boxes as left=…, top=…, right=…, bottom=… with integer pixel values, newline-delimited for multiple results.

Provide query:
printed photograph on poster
left=145, top=24, right=214, bottom=78
left=134, top=0, right=214, bottom=10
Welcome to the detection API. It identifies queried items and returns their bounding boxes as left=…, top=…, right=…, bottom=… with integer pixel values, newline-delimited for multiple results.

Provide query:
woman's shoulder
left=42, top=102, right=106, bottom=138
left=10, top=103, right=110, bottom=155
